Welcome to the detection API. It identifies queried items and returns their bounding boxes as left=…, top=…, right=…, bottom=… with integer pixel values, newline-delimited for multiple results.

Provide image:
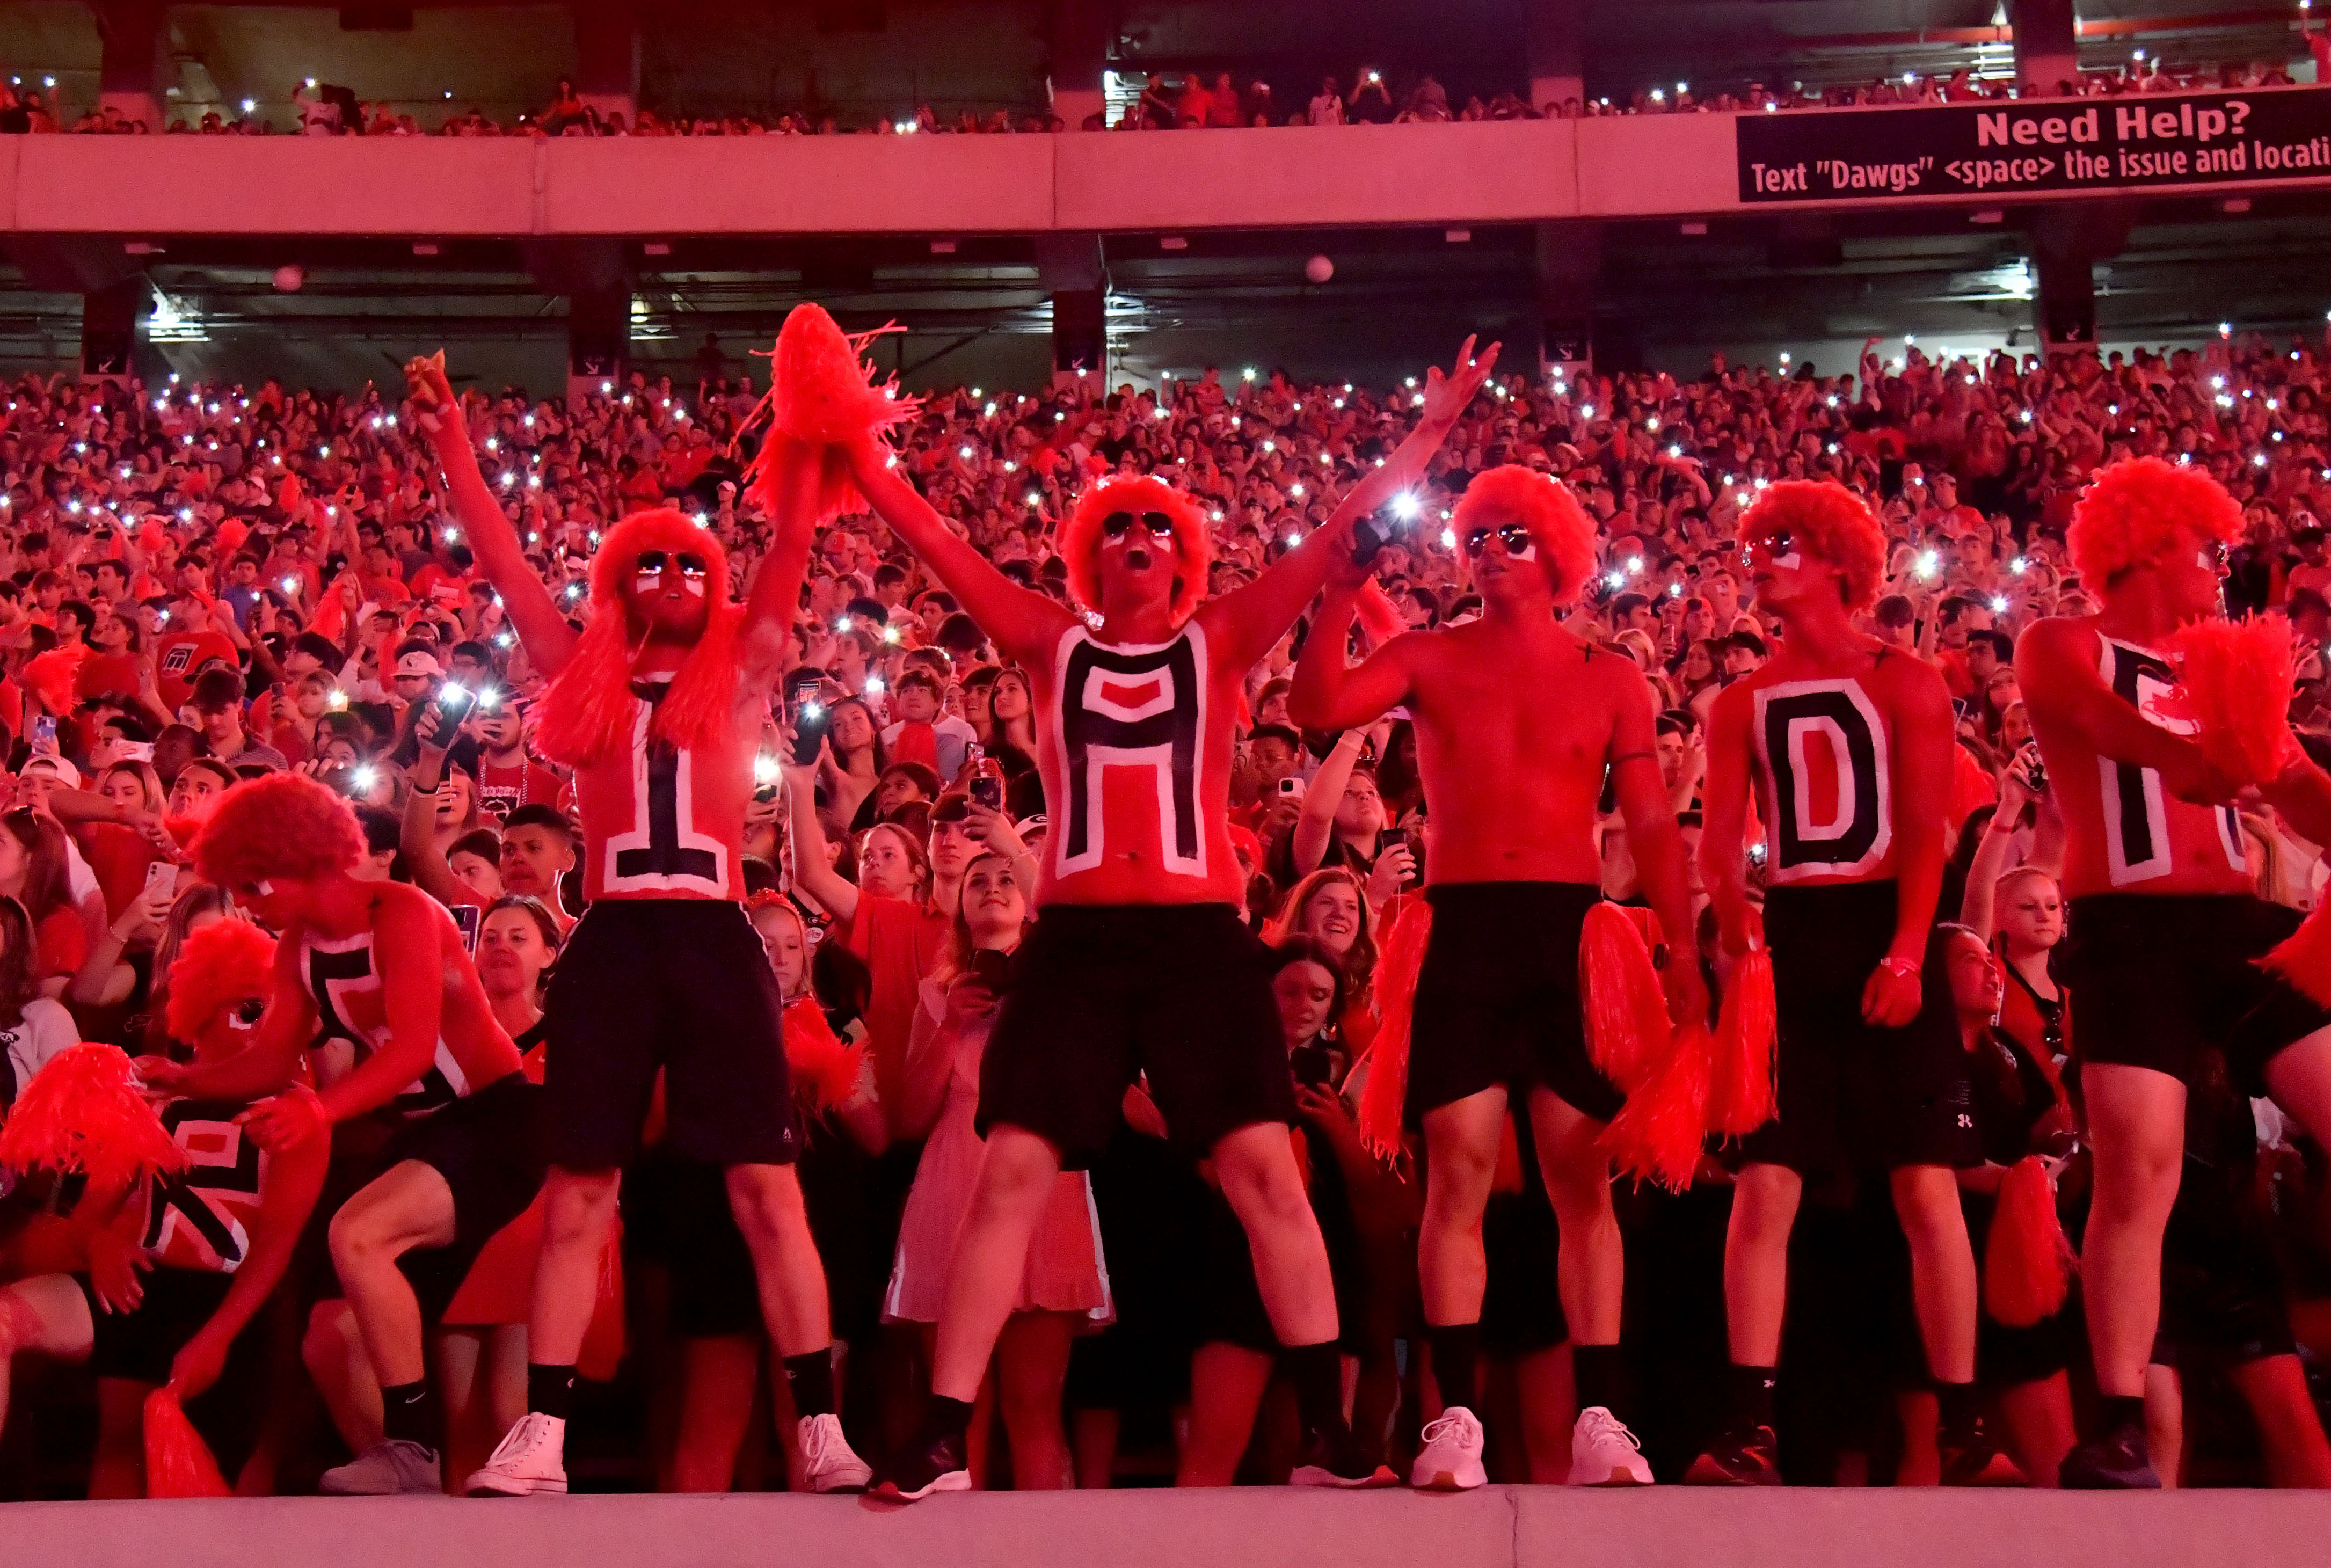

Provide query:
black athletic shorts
left=1405, top=883, right=1620, bottom=1125
left=544, top=899, right=800, bottom=1169
left=77, top=1266, right=232, bottom=1385
left=977, top=903, right=1292, bottom=1166
left=1739, top=880, right=1976, bottom=1177
left=377, top=1072, right=547, bottom=1325
left=2063, top=893, right=2331, bottom=1098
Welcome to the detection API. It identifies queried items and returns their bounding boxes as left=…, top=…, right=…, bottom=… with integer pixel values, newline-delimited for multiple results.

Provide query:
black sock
left=2098, top=1393, right=2146, bottom=1437
left=1727, top=1363, right=1778, bottom=1433
left=1573, top=1343, right=1633, bottom=1424
left=527, top=1363, right=577, bottom=1423
left=1284, top=1339, right=1346, bottom=1440
left=926, top=1394, right=975, bottom=1444
left=1935, top=1380, right=1979, bottom=1446
left=782, top=1348, right=835, bottom=1420
left=1426, top=1323, right=1482, bottom=1416
left=381, top=1380, right=436, bottom=1450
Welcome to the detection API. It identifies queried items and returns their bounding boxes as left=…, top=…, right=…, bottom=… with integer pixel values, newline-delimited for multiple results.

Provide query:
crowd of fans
left=0, top=315, right=2329, bottom=1498
left=6, top=32, right=2322, bottom=139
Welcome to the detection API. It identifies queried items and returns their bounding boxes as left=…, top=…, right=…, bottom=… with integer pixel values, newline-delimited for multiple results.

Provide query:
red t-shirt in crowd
left=153, top=629, right=240, bottom=712
left=77, top=652, right=142, bottom=701
left=841, top=892, right=950, bottom=1132
left=33, top=906, right=86, bottom=986
left=77, top=822, right=160, bottom=921
left=477, top=756, right=564, bottom=824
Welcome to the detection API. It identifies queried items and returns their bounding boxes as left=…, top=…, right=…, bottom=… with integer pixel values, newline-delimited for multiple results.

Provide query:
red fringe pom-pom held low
left=0, top=1044, right=185, bottom=1194
left=2168, top=616, right=2298, bottom=788
left=1357, top=898, right=1434, bottom=1162
left=1578, top=902, right=1671, bottom=1096
left=1706, top=947, right=1778, bottom=1140
left=21, top=642, right=85, bottom=717
left=1600, top=1026, right=1712, bottom=1194
left=744, top=303, right=921, bottom=522
left=143, top=1390, right=231, bottom=1498
left=783, top=995, right=863, bottom=1117
left=1984, top=1155, right=2074, bottom=1328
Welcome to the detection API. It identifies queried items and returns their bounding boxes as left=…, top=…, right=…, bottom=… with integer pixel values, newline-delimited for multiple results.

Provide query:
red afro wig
left=1452, top=465, right=1597, bottom=605
left=529, top=507, right=742, bottom=767
left=2068, top=456, right=2244, bottom=587
left=1057, top=477, right=1212, bottom=627
left=164, top=919, right=276, bottom=1046
left=191, top=774, right=363, bottom=889
left=1739, top=480, right=1887, bottom=611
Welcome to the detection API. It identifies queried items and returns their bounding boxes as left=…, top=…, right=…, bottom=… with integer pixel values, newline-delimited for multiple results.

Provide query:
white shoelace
left=487, top=1414, right=554, bottom=1467
left=1577, top=1410, right=1642, bottom=1453
left=1420, top=1410, right=1480, bottom=1447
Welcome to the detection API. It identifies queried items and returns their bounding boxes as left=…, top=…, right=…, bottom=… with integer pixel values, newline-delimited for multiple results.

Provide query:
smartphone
left=450, top=903, right=482, bottom=953
left=432, top=681, right=476, bottom=729
left=30, top=716, right=55, bottom=753
left=1376, top=826, right=1423, bottom=890
left=143, top=860, right=179, bottom=902
left=969, top=947, right=1012, bottom=994
left=787, top=672, right=830, bottom=767
left=2019, top=741, right=2048, bottom=796
left=1276, top=775, right=1306, bottom=797
left=1290, top=1042, right=1334, bottom=1089
left=116, top=741, right=154, bottom=763
left=1349, top=510, right=1394, bottom=569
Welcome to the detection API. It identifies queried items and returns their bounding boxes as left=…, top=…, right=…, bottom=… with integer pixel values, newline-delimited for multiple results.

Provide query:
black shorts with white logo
left=1739, top=879, right=1976, bottom=1177
left=1404, top=882, right=1620, bottom=1125
left=2063, top=892, right=2331, bottom=1097
left=543, top=899, right=800, bottom=1169
left=77, top=1266, right=233, bottom=1385
left=378, top=1071, right=547, bottom=1324
left=977, top=903, right=1292, bottom=1167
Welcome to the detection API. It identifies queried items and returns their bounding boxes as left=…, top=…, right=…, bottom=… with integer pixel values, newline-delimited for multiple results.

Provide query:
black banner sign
left=1736, top=87, right=2331, bottom=203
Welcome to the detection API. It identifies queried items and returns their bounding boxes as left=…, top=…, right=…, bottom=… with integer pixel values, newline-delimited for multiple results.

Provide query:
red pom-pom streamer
left=1706, top=947, right=1778, bottom=1139
left=2168, top=616, right=2299, bottom=787
left=144, top=1389, right=231, bottom=1498
left=784, top=995, right=863, bottom=1115
left=1579, top=902, right=1671, bottom=1096
left=0, top=1044, right=185, bottom=1193
left=1357, top=897, right=1433, bottom=1161
left=22, top=642, right=84, bottom=716
left=2262, top=900, right=2331, bottom=1008
left=1600, top=1025, right=1711, bottom=1193
left=1984, top=1155, right=2074, bottom=1328
left=745, top=303, right=920, bottom=522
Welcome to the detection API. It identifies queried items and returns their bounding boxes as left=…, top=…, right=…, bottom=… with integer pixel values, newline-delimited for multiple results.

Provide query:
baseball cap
left=21, top=755, right=79, bottom=789
left=394, top=651, right=443, bottom=680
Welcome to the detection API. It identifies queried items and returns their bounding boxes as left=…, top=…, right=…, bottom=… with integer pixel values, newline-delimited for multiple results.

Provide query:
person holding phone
left=883, top=850, right=1103, bottom=1490
left=1292, top=464, right=1703, bottom=1491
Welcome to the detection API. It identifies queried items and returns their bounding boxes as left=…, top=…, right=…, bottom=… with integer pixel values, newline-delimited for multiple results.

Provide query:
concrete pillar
left=1525, top=0, right=1585, bottom=118
left=568, top=283, right=628, bottom=407
left=1047, top=0, right=1109, bottom=129
left=1534, top=222, right=1600, bottom=377
left=2012, top=0, right=2080, bottom=98
left=93, top=0, right=171, bottom=130
left=574, top=0, right=640, bottom=127
left=81, top=278, right=143, bottom=381
left=2031, top=248, right=2095, bottom=357
left=1052, top=290, right=1105, bottom=384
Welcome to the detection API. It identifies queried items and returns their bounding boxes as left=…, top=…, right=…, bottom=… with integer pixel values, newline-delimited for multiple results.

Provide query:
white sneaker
left=1410, top=1407, right=1488, bottom=1491
left=1567, top=1406, right=1653, bottom=1486
left=465, top=1412, right=569, bottom=1497
left=799, top=1412, right=873, bottom=1494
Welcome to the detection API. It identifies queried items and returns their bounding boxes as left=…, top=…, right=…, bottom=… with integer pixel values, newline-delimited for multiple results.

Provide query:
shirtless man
left=845, top=338, right=1497, bottom=1498
left=1687, top=481, right=2007, bottom=1486
left=407, top=359, right=866, bottom=1496
left=1291, top=463, right=1706, bottom=1490
left=147, top=772, right=540, bottom=1494
left=2019, top=456, right=2331, bottom=1487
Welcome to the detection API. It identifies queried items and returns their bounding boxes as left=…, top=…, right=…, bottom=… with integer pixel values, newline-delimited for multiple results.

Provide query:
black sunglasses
left=234, top=998, right=266, bottom=1026
left=1742, top=530, right=1794, bottom=567
left=1462, top=522, right=1534, bottom=558
left=1101, top=510, right=1177, bottom=543
left=635, top=550, right=709, bottom=579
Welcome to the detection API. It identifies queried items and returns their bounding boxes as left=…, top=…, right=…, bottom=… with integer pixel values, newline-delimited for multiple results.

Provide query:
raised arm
left=401, top=710, right=472, bottom=910
left=1202, top=339, right=1497, bottom=673
left=2016, top=617, right=2235, bottom=804
left=1289, top=730, right=1368, bottom=879
left=782, top=759, right=860, bottom=927
left=405, top=354, right=578, bottom=676
left=1608, top=666, right=1709, bottom=1027
left=738, top=436, right=822, bottom=697
left=841, top=432, right=1072, bottom=666
left=1287, top=572, right=1417, bottom=733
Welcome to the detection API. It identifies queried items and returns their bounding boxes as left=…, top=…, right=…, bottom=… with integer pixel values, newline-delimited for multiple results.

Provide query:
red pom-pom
left=22, top=642, right=84, bottom=716
left=745, top=303, right=920, bottom=522
left=2262, top=901, right=2331, bottom=1008
left=1357, top=896, right=1433, bottom=1161
left=1354, top=580, right=1407, bottom=651
left=2169, top=616, right=2299, bottom=788
left=1579, top=902, right=1671, bottom=1095
left=1984, top=1155, right=2073, bottom=1328
left=161, top=814, right=207, bottom=850
left=1599, top=1025, right=1711, bottom=1193
left=1706, top=947, right=1778, bottom=1139
left=0, top=1043, right=186, bottom=1193
left=143, top=1389, right=231, bottom=1497
left=164, top=920, right=276, bottom=1049
left=784, top=995, right=862, bottom=1115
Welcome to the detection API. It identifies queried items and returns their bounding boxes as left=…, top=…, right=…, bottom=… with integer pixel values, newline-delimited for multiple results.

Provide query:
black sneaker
left=1683, top=1426, right=1781, bottom=1486
left=872, top=1427, right=970, bottom=1502
left=2059, top=1425, right=2161, bottom=1490
left=1941, top=1420, right=2026, bottom=1486
left=1289, top=1427, right=1397, bottom=1488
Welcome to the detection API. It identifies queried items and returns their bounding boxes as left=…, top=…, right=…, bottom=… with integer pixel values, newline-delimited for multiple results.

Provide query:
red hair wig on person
left=2068, top=455, right=2245, bottom=587
left=1058, top=477, right=1212, bottom=627
left=1452, top=465, right=1596, bottom=605
left=191, top=774, right=363, bottom=889
left=163, top=918, right=276, bottom=1049
left=528, top=507, right=741, bottom=767
left=1739, top=480, right=1887, bottom=611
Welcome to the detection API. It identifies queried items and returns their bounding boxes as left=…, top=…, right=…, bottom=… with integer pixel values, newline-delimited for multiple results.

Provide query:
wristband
left=1880, top=954, right=1921, bottom=980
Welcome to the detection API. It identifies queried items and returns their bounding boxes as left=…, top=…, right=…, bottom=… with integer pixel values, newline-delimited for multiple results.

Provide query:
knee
left=543, top=1171, right=620, bottom=1244
left=1539, top=1153, right=1616, bottom=1226
left=327, top=1205, right=389, bottom=1272
left=300, top=1302, right=345, bottom=1374
left=1889, top=1167, right=1969, bottom=1244
left=1219, top=1149, right=1310, bottom=1228
left=723, top=1167, right=805, bottom=1244
left=1424, top=1134, right=1498, bottom=1209
left=977, top=1133, right=1063, bottom=1208
left=1729, top=1168, right=1799, bottom=1246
